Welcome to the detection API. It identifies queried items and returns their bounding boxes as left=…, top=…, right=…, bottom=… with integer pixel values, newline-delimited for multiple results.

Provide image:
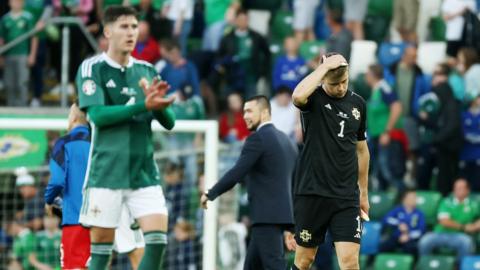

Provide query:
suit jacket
left=208, top=123, right=297, bottom=225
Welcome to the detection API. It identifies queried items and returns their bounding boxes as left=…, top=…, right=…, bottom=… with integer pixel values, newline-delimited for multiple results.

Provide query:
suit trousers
left=244, top=224, right=286, bottom=270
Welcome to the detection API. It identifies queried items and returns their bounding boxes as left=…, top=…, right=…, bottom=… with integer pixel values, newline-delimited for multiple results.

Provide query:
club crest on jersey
left=352, top=107, right=361, bottom=120
left=82, top=80, right=96, bottom=96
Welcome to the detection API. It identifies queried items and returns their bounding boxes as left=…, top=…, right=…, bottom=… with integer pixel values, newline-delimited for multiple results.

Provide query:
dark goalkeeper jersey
left=295, top=87, right=367, bottom=200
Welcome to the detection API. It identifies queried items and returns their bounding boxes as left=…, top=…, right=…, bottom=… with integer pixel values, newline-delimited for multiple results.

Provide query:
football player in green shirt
left=77, top=6, right=175, bottom=270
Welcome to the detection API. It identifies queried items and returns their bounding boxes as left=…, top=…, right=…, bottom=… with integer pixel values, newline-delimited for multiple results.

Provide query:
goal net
left=0, top=118, right=225, bottom=270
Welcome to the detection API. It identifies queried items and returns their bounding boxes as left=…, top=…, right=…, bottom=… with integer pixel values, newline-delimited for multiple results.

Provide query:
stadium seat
left=367, top=0, right=393, bottom=19
left=360, top=221, right=382, bottom=255
left=416, top=255, right=456, bottom=270
left=417, top=42, right=447, bottom=75
left=368, top=191, right=396, bottom=221
left=430, top=16, right=446, bottom=41
left=461, top=256, right=480, bottom=270
left=349, top=40, right=377, bottom=79
left=248, top=9, right=271, bottom=36
left=299, top=40, right=325, bottom=61
left=269, top=42, right=284, bottom=62
left=364, top=15, right=391, bottom=44
left=378, top=42, right=408, bottom=68
left=271, top=11, right=293, bottom=42
left=373, top=253, right=414, bottom=270
left=332, top=254, right=368, bottom=270
left=416, top=190, right=442, bottom=226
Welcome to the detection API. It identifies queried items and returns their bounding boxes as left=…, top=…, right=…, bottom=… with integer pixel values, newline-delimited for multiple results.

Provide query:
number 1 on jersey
left=338, top=120, right=345, bottom=138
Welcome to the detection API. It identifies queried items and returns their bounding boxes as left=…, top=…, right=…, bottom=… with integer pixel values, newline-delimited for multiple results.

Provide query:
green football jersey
left=34, top=230, right=61, bottom=268
left=12, top=229, right=36, bottom=270
left=76, top=53, right=164, bottom=189
left=0, top=11, right=35, bottom=56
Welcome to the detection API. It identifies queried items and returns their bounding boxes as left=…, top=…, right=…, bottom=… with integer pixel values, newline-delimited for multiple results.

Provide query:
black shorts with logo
left=294, top=195, right=363, bottom=247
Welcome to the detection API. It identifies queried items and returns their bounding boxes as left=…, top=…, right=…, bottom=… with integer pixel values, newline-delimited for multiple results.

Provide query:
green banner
left=0, top=130, right=48, bottom=169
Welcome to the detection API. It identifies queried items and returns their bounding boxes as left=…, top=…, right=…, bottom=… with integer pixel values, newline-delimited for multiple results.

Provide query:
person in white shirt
left=270, top=86, right=302, bottom=143
left=164, top=0, right=194, bottom=55
left=442, top=0, right=476, bottom=59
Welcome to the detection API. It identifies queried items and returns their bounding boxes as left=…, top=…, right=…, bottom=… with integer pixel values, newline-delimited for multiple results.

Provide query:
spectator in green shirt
left=419, top=178, right=480, bottom=262
left=365, top=64, right=404, bottom=192
left=7, top=219, right=36, bottom=270
left=0, top=0, right=38, bottom=106
left=29, top=216, right=61, bottom=270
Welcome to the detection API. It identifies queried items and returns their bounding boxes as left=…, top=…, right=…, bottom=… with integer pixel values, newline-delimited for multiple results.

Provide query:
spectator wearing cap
left=15, top=167, right=44, bottom=231
left=271, top=37, right=308, bottom=93
left=156, top=39, right=201, bottom=97
left=132, top=21, right=161, bottom=64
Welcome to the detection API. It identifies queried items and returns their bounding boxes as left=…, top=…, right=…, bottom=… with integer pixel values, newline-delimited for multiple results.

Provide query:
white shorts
left=293, top=0, right=320, bottom=30
left=79, top=185, right=168, bottom=228
left=114, top=207, right=145, bottom=254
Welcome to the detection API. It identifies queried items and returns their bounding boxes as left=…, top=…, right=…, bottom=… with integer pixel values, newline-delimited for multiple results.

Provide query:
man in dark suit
left=201, top=95, right=298, bottom=269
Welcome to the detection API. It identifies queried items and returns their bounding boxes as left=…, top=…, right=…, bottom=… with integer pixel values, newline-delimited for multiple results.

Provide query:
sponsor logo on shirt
left=325, top=103, right=332, bottom=110
left=106, top=79, right=116, bottom=88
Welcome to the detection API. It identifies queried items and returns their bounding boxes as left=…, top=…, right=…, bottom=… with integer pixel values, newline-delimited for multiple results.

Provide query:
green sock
left=138, top=231, right=167, bottom=270
left=89, top=243, right=113, bottom=270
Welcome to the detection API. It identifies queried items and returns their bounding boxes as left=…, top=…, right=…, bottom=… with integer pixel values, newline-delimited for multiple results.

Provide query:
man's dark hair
left=160, top=38, right=181, bottom=51
left=103, top=5, right=138, bottom=25
left=275, top=85, right=293, bottom=95
left=236, top=8, right=248, bottom=17
left=246, top=95, right=271, bottom=115
left=368, top=64, right=384, bottom=79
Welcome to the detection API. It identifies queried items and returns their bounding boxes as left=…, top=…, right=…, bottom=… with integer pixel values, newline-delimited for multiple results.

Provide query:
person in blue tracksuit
left=44, top=103, right=91, bottom=269
left=380, top=189, right=426, bottom=255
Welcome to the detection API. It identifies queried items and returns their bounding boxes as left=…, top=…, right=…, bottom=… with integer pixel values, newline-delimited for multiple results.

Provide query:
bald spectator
left=132, top=21, right=161, bottom=63
left=419, top=178, right=480, bottom=263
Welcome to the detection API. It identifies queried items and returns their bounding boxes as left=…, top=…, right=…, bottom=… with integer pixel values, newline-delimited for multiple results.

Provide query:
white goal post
left=0, top=118, right=219, bottom=270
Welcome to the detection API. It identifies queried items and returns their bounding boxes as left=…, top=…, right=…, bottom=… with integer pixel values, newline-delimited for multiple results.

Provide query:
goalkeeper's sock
left=89, top=243, right=113, bottom=270
left=138, top=231, right=167, bottom=270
